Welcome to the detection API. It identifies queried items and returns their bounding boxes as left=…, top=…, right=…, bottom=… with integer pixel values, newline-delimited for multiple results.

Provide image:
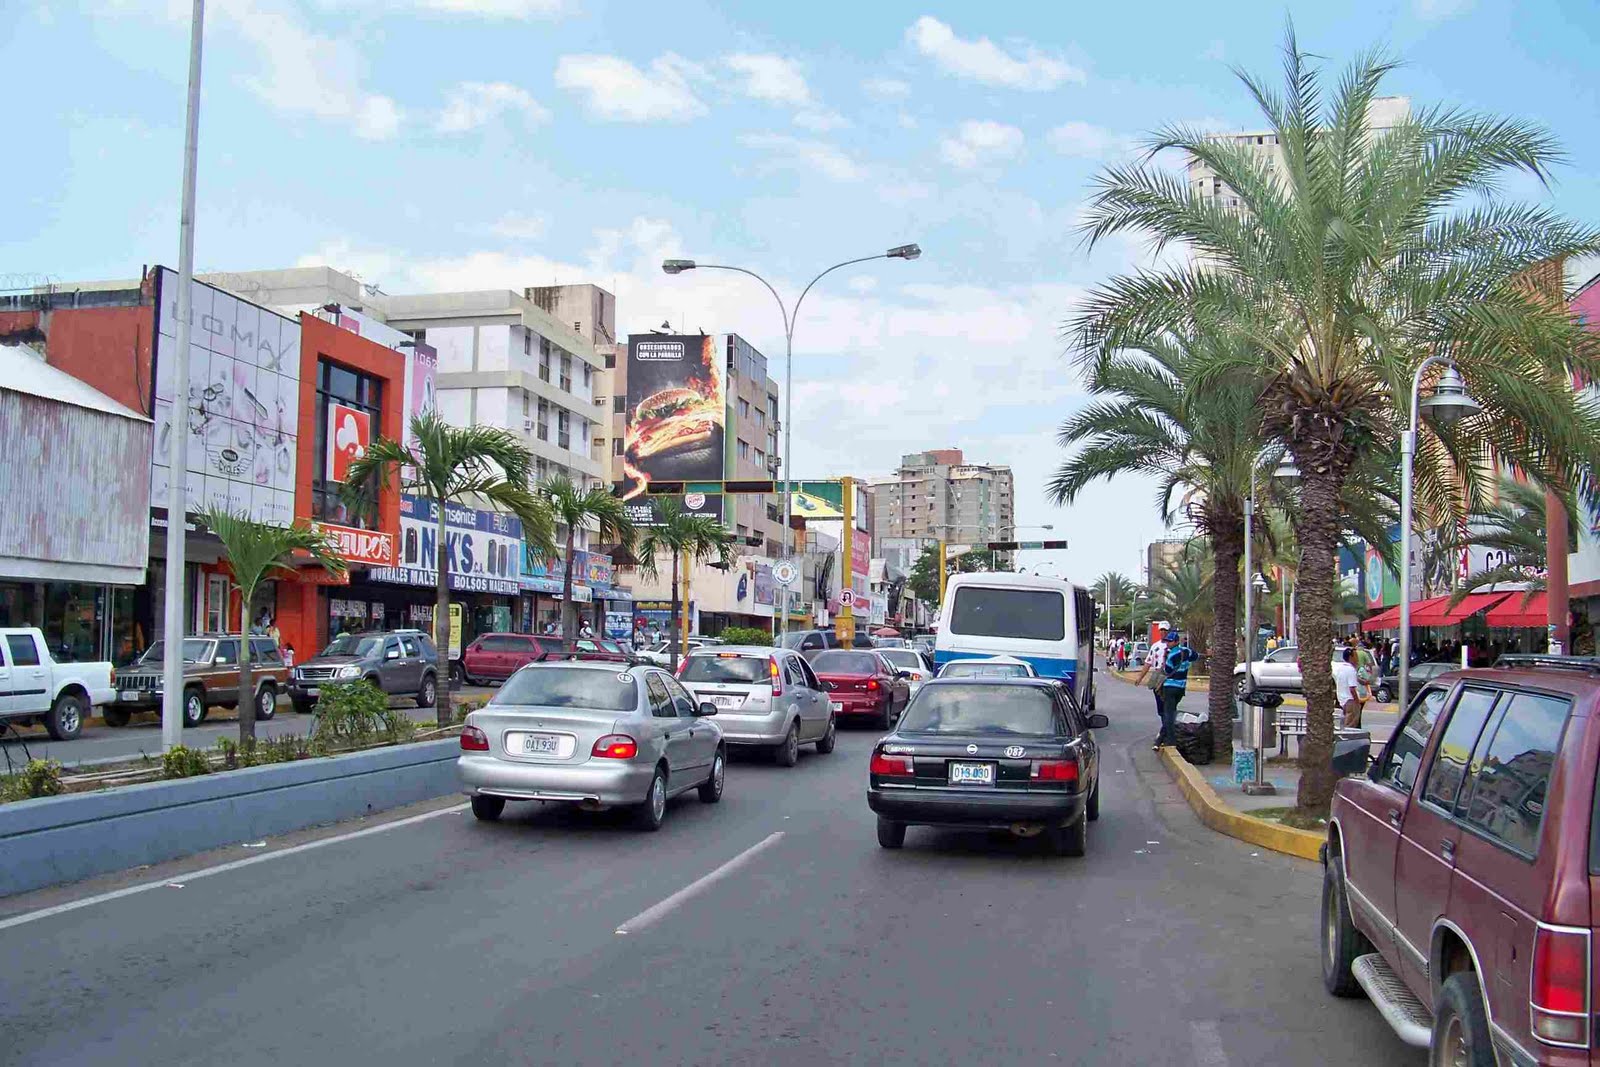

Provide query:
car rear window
left=812, top=651, right=877, bottom=674
left=942, top=661, right=1030, bottom=679
left=494, top=667, right=637, bottom=710
left=949, top=587, right=1065, bottom=641
left=680, top=654, right=768, bottom=684
left=898, top=685, right=1059, bottom=736
left=880, top=650, right=923, bottom=671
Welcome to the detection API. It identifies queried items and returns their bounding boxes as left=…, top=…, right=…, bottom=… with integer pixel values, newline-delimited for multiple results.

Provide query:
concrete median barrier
left=0, top=739, right=459, bottom=897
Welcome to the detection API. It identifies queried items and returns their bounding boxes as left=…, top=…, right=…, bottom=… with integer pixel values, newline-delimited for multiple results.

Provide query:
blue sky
left=8, top=0, right=1600, bottom=584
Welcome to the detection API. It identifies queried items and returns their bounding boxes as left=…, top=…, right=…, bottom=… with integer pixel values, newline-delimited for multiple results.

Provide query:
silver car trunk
left=471, top=707, right=624, bottom=765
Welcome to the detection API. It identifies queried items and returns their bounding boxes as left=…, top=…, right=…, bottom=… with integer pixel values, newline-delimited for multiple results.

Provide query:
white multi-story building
left=871, top=449, right=1015, bottom=550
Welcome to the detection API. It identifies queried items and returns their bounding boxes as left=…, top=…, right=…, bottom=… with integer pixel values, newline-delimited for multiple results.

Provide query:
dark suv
left=1323, top=655, right=1600, bottom=1064
left=289, top=630, right=440, bottom=713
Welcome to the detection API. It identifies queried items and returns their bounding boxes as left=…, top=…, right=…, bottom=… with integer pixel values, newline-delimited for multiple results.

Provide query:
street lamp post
left=1241, top=451, right=1299, bottom=797
left=663, top=244, right=921, bottom=642
left=1398, top=360, right=1481, bottom=715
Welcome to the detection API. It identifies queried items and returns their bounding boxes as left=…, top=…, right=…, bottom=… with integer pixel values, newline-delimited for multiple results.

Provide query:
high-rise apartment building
left=870, top=449, right=1014, bottom=549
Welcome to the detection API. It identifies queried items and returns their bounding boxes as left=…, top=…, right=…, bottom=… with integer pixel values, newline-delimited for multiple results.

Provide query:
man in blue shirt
left=1155, top=629, right=1198, bottom=750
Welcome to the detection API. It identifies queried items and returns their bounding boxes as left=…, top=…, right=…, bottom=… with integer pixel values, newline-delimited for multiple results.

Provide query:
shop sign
left=753, top=564, right=776, bottom=606
left=368, top=493, right=522, bottom=595
left=317, top=521, right=396, bottom=567
left=326, top=403, right=371, bottom=483
left=605, top=610, right=632, bottom=640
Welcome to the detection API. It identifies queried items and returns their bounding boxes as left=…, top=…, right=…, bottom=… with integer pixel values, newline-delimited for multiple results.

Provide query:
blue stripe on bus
left=933, top=649, right=1078, bottom=680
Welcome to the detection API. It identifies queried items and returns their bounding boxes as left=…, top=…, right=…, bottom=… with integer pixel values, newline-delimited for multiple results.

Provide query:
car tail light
left=460, top=725, right=489, bottom=751
left=1031, top=758, right=1079, bottom=784
left=592, top=734, right=638, bottom=760
left=769, top=656, right=784, bottom=697
left=866, top=678, right=880, bottom=691
left=1531, top=925, right=1591, bottom=1047
left=870, top=748, right=914, bottom=776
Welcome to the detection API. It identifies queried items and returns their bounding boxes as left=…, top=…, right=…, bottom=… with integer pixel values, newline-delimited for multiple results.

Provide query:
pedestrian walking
left=1136, top=629, right=1172, bottom=741
left=1153, top=630, right=1197, bottom=750
left=1335, top=646, right=1363, bottom=728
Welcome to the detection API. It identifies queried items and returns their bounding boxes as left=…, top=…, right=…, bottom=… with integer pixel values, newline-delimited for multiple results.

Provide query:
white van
left=933, top=572, right=1097, bottom=709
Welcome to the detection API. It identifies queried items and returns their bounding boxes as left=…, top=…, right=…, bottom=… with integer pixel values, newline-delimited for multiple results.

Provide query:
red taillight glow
left=592, top=734, right=639, bottom=759
left=866, top=678, right=880, bottom=691
left=870, top=749, right=914, bottom=776
left=1531, top=925, right=1590, bottom=1046
left=770, top=656, right=783, bottom=697
left=1031, top=758, right=1079, bottom=783
left=460, top=725, right=489, bottom=751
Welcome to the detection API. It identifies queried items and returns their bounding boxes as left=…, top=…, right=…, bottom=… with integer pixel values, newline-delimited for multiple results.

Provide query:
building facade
left=870, top=449, right=1015, bottom=549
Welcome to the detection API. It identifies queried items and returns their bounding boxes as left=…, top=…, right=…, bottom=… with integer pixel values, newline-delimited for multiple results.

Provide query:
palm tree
left=537, top=474, right=636, bottom=638
left=1447, top=476, right=1572, bottom=606
left=636, top=499, right=736, bottom=671
left=201, top=507, right=346, bottom=744
left=343, top=411, right=557, bottom=726
left=1075, top=32, right=1600, bottom=814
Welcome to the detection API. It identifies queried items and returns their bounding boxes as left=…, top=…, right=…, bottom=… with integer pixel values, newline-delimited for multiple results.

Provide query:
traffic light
left=723, top=480, right=776, bottom=494
left=986, top=539, right=1069, bottom=551
left=646, top=481, right=685, bottom=495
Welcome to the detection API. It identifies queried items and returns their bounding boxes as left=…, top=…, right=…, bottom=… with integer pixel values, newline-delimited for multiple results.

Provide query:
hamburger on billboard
left=623, top=334, right=726, bottom=496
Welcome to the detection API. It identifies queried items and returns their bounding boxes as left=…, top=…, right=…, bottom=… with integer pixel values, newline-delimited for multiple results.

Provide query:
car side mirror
left=386, top=649, right=400, bottom=660
left=1086, top=713, right=1110, bottom=730
left=696, top=701, right=719, bottom=717
left=896, top=670, right=911, bottom=680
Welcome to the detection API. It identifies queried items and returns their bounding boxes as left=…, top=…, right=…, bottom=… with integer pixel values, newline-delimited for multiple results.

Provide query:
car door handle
left=1440, top=839, right=1455, bottom=862
left=1387, top=808, right=1401, bottom=828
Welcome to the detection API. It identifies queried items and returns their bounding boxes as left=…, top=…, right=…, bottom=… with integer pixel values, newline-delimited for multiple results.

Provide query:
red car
left=1323, top=655, right=1600, bottom=1064
left=811, top=649, right=911, bottom=730
left=460, top=634, right=568, bottom=684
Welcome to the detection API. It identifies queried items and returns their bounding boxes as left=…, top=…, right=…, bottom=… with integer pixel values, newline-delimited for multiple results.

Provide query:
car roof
left=688, top=644, right=781, bottom=656
left=1420, top=662, right=1600, bottom=703
left=921, top=676, right=1057, bottom=691
left=946, top=571, right=1075, bottom=592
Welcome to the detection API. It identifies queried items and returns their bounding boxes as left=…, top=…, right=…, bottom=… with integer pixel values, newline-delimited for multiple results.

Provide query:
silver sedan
left=457, top=662, right=726, bottom=831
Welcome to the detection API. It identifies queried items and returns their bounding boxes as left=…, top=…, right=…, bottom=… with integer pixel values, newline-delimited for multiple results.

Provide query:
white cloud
left=724, top=53, right=812, bottom=107
left=907, top=16, right=1084, bottom=91
left=217, top=0, right=403, bottom=139
left=488, top=212, right=548, bottom=240
left=436, top=81, right=549, bottom=133
left=863, top=76, right=911, bottom=99
left=1046, top=121, right=1131, bottom=159
left=940, top=119, right=1024, bottom=170
left=794, top=109, right=850, bottom=132
left=740, top=133, right=864, bottom=182
left=554, top=53, right=707, bottom=122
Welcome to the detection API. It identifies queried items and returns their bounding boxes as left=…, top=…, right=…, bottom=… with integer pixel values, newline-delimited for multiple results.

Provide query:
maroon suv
left=1323, top=655, right=1600, bottom=1065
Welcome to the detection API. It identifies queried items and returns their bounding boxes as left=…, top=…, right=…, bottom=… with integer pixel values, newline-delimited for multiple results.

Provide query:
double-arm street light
left=662, top=244, right=922, bottom=641
left=1241, top=450, right=1300, bottom=797
left=1398, top=360, right=1482, bottom=714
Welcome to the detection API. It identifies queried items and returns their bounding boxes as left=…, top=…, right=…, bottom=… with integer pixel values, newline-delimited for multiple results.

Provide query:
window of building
left=612, top=396, right=626, bottom=414
left=559, top=352, right=572, bottom=392
left=737, top=439, right=750, bottom=461
left=738, top=398, right=751, bottom=420
left=582, top=364, right=592, bottom=389
left=312, top=358, right=383, bottom=528
left=755, top=408, right=765, bottom=428
left=613, top=438, right=624, bottom=456
left=768, top=396, right=779, bottom=421
left=523, top=329, right=532, bottom=356
left=557, top=409, right=571, bottom=450
left=538, top=336, right=552, bottom=383
left=755, top=449, right=766, bottom=469
left=537, top=398, right=550, bottom=441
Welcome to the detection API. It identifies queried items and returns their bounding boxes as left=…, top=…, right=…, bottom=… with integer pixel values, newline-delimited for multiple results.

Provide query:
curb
left=1157, top=747, right=1324, bottom=861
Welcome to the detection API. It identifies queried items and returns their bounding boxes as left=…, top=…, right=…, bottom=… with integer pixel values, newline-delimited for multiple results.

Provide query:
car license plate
left=303, top=687, right=319, bottom=697
left=521, top=733, right=561, bottom=755
left=948, top=762, right=994, bottom=785
left=829, top=701, right=843, bottom=713
left=710, top=694, right=742, bottom=708
left=119, top=690, right=139, bottom=702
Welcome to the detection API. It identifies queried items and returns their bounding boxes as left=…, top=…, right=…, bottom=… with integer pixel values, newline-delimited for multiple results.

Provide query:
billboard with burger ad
left=622, top=334, right=726, bottom=526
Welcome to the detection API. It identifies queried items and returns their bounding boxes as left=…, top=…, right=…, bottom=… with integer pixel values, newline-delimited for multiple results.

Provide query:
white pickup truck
left=0, top=627, right=115, bottom=740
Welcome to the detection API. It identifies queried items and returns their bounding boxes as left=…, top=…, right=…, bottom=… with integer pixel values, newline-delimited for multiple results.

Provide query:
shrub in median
left=316, top=680, right=390, bottom=747
left=0, top=758, right=65, bottom=802
left=718, top=626, right=773, bottom=647
left=161, top=745, right=212, bottom=779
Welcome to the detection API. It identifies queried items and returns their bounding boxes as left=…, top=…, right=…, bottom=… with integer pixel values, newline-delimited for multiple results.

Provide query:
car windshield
left=322, top=635, right=383, bottom=657
left=494, top=667, right=638, bottom=710
left=812, top=651, right=877, bottom=674
left=948, top=586, right=1065, bottom=641
left=942, top=661, right=1031, bottom=679
left=680, top=654, right=768, bottom=683
left=899, top=685, right=1058, bottom=736
left=880, top=650, right=924, bottom=671
left=140, top=639, right=212, bottom=664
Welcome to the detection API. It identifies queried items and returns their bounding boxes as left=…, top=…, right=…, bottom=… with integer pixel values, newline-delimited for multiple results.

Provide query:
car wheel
left=255, top=683, right=277, bottom=721
left=417, top=673, right=437, bottom=709
left=102, top=705, right=131, bottom=728
left=876, top=816, right=906, bottom=849
left=449, top=662, right=465, bottom=687
left=815, top=717, right=837, bottom=754
left=775, top=723, right=800, bottom=767
left=471, top=795, right=505, bottom=822
left=698, top=747, right=725, bottom=803
left=1374, top=685, right=1392, bottom=704
left=879, top=703, right=894, bottom=731
left=1321, top=854, right=1372, bottom=998
left=1087, top=782, right=1100, bottom=822
left=1430, top=972, right=1494, bottom=1067
left=634, top=766, right=668, bottom=831
left=1235, top=676, right=1249, bottom=698
left=45, top=692, right=84, bottom=740
left=182, top=687, right=206, bottom=728
left=1052, top=815, right=1087, bottom=857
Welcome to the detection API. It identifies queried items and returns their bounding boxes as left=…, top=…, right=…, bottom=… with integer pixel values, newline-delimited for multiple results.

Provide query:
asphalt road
left=0, top=687, right=499, bottom=769
left=0, top=670, right=1419, bottom=1066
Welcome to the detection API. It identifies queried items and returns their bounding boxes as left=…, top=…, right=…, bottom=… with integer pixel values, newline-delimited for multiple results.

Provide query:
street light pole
left=662, top=245, right=920, bottom=643
left=161, top=0, right=205, bottom=753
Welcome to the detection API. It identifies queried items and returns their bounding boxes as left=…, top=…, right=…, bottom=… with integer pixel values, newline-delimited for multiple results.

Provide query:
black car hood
left=299, top=654, right=366, bottom=668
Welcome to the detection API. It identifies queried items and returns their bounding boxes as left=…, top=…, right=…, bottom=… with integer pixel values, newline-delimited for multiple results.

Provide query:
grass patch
left=1247, top=804, right=1328, bottom=830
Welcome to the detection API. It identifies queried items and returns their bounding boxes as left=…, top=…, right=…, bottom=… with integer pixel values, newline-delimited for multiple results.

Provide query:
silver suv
left=678, top=646, right=835, bottom=766
left=289, top=630, right=440, bottom=712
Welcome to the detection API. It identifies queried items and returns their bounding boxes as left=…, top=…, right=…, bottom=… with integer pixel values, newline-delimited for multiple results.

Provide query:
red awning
left=1410, top=592, right=1512, bottom=627
left=1361, top=604, right=1402, bottom=632
left=1484, top=590, right=1548, bottom=629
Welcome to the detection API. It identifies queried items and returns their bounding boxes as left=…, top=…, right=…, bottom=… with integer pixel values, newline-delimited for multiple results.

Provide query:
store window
left=312, top=358, right=384, bottom=528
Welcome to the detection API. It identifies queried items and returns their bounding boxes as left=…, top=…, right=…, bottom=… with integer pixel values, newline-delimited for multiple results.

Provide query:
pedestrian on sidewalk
left=1137, top=631, right=1171, bottom=727
left=1335, top=646, right=1363, bottom=728
left=1152, top=630, right=1197, bottom=750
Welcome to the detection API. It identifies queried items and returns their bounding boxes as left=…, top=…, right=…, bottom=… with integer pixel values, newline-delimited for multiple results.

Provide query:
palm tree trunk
left=434, top=503, right=452, bottom=728
left=561, top=525, right=577, bottom=639
left=1207, top=512, right=1244, bottom=764
left=1293, top=465, right=1343, bottom=816
left=669, top=550, right=681, bottom=674
left=238, top=584, right=256, bottom=745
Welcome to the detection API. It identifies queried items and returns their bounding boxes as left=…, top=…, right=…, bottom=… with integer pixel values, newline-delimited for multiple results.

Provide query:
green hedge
left=718, top=626, right=773, bottom=647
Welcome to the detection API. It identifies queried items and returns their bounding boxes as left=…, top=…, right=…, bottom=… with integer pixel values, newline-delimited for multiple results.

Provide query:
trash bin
left=1237, top=689, right=1282, bottom=750
left=1173, top=707, right=1213, bottom=765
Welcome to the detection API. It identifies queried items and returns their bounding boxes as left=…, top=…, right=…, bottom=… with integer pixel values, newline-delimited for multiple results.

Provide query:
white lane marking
left=615, top=831, right=785, bottom=936
left=0, top=803, right=470, bottom=933
left=1189, top=1021, right=1228, bottom=1066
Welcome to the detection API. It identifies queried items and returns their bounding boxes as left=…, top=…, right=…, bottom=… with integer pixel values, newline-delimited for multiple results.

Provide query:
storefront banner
left=851, top=530, right=871, bottom=578
left=605, top=610, right=632, bottom=640
left=580, top=551, right=614, bottom=587
left=369, top=494, right=522, bottom=595
left=316, top=521, right=396, bottom=567
left=753, top=563, right=775, bottom=606
left=406, top=341, right=437, bottom=453
left=326, top=402, right=371, bottom=482
left=618, top=491, right=725, bottom=528
left=622, top=334, right=726, bottom=496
